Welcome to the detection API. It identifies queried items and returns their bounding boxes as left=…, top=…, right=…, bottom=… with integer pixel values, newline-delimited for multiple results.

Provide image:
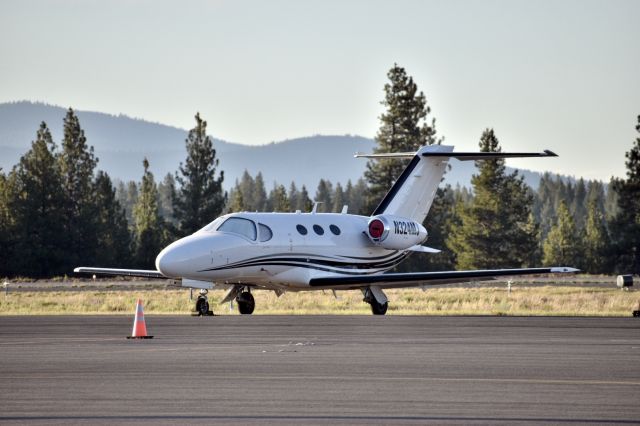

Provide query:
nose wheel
left=236, top=290, right=255, bottom=315
left=193, top=289, right=214, bottom=316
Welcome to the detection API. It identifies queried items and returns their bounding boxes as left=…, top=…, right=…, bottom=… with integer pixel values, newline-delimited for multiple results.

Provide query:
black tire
left=236, top=292, right=255, bottom=315
left=370, top=300, right=388, bottom=315
left=195, top=297, right=209, bottom=316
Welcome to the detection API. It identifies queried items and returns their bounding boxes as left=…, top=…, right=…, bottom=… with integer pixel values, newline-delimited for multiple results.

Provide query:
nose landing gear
left=236, top=289, right=255, bottom=315
left=192, top=289, right=214, bottom=316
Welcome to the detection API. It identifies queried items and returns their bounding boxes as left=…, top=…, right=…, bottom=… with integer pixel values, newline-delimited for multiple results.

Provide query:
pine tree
left=604, top=178, right=619, bottom=220
left=124, top=180, right=139, bottom=225
left=174, top=113, right=226, bottom=236
left=93, top=171, right=132, bottom=267
left=502, top=169, right=540, bottom=266
left=315, top=179, right=333, bottom=212
left=0, top=169, right=11, bottom=276
left=297, top=185, right=313, bottom=212
left=535, top=173, right=558, bottom=237
left=288, top=182, right=299, bottom=212
left=582, top=198, right=610, bottom=273
left=5, top=122, right=66, bottom=276
left=586, top=180, right=606, bottom=217
left=58, top=108, right=98, bottom=269
left=364, top=64, right=439, bottom=213
left=571, top=178, right=587, bottom=229
left=332, top=182, right=345, bottom=213
left=253, top=172, right=267, bottom=211
left=447, top=129, right=538, bottom=269
left=157, top=173, right=177, bottom=224
left=348, top=178, right=369, bottom=215
left=227, top=180, right=246, bottom=213
left=269, top=184, right=290, bottom=212
left=238, top=170, right=255, bottom=210
left=610, top=115, right=640, bottom=273
left=542, top=201, right=580, bottom=266
left=521, top=212, right=542, bottom=267
left=133, top=158, right=164, bottom=268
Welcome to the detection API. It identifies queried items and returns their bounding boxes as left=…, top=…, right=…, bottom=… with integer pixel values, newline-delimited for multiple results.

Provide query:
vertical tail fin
left=359, top=144, right=557, bottom=223
left=371, top=145, right=453, bottom=223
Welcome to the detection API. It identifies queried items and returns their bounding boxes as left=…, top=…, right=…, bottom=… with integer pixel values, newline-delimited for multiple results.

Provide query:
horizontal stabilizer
left=423, top=150, right=557, bottom=161
left=354, top=152, right=415, bottom=159
left=355, top=149, right=557, bottom=161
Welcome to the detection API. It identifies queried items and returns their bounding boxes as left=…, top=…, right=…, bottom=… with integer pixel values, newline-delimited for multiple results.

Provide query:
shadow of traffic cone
left=127, top=299, right=153, bottom=339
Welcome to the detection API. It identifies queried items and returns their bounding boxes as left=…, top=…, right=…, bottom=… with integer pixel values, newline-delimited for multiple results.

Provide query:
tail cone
left=127, top=299, right=153, bottom=339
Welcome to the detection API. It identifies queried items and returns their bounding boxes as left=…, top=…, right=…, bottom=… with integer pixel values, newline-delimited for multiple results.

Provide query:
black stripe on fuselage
left=199, top=252, right=407, bottom=271
left=338, top=251, right=399, bottom=261
left=216, top=262, right=386, bottom=275
left=197, top=252, right=410, bottom=274
left=372, top=155, right=421, bottom=216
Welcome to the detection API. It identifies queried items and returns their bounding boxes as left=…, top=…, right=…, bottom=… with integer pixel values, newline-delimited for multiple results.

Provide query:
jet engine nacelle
left=366, top=215, right=427, bottom=250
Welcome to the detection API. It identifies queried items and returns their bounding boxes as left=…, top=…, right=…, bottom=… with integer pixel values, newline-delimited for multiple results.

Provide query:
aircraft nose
left=156, top=235, right=210, bottom=278
left=155, top=245, right=179, bottom=277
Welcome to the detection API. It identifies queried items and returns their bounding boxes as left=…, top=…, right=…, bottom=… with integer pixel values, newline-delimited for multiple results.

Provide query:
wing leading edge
left=308, top=267, right=579, bottom=290
left=74, top=267, right=166, bottom=279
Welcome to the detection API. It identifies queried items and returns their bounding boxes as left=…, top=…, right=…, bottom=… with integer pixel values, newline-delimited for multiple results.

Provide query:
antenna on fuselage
left=311, top=202, right=323, bottom=214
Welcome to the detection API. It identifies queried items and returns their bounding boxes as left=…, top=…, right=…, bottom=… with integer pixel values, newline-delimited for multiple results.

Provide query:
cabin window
left=329, top=224, right=341, bottom=235
left=217, top=217, right=256, bottom=241
left=313, top=225, right=324, bottom=235
left=258, top=223, right=273, bottom=242
left=296, top=224, right=308, bottom=235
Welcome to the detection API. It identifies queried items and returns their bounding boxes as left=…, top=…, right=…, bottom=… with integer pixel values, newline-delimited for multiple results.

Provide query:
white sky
left=1, top=0, right=638, bottom=180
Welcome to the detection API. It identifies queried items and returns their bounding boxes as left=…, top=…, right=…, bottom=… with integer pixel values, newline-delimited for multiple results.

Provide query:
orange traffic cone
left=127, top=299, right=153, bottom=339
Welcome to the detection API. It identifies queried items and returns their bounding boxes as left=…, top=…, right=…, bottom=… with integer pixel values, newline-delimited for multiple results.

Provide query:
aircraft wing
left=308, top=267, right=579, bottom=290
left=74, top=267, right=166, bottom=279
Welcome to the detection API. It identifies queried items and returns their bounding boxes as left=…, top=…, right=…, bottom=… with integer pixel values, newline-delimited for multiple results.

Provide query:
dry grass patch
left=0, top=285, right=638, bottom=316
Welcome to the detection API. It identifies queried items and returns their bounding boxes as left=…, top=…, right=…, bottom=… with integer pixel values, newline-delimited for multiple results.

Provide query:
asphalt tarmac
left=0, top=315, right=639, bottom=425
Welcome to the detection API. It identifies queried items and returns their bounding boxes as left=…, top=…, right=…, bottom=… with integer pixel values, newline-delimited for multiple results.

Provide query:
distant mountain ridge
left=0, top=101, right=561, bottom=190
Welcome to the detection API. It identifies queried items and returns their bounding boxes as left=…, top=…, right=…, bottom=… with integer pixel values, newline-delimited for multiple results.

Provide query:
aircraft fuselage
left=155, top=212, right=412, bottom=290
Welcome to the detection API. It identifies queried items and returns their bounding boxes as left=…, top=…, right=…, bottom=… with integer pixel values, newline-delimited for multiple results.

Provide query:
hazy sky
left=1, top=0, right=638, bottom=180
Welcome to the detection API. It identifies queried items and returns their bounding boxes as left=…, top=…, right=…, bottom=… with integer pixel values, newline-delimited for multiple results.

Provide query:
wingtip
left=544, top=150, right=558, bottom=157
left=550, top=267, right=580, bottom=273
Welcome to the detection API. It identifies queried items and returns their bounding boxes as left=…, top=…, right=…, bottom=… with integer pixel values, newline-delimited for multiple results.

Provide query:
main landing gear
left=362, top=286, right=389, bottom=315
left=236, top=288, right=255, bottom=315
left=369, top=299, right=389, bottom=315
left=193, top=289, right=214, bottom=316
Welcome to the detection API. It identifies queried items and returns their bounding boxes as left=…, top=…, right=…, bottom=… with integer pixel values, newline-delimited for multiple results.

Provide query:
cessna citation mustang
left=75, top=144, right=578, bottom=315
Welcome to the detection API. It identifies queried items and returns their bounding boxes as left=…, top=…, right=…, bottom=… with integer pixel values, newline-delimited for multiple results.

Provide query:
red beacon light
left=368, top=219, right=385, bottom=240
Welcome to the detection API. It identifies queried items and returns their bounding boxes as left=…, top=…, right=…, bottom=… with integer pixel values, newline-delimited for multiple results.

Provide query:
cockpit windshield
left=199, top=217, right=224, bottom=233
left=216, top=217, right=257, bottom=241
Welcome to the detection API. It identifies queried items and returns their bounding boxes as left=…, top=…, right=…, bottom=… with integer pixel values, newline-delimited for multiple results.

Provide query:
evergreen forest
left=1, top=64, right=639, bottom=278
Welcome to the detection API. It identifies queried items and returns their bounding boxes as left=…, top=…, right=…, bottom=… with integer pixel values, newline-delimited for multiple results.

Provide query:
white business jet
left=75, top=144, right=577, bottom=315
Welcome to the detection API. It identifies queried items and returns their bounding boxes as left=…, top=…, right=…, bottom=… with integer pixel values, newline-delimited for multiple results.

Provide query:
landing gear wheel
left=370, top=300, right=388, bottom=316
left=195, top=297, right=210, bottom=316
left=193, top=290, right=214, bottom=316
left=236, top=291, right=255, bottom=315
